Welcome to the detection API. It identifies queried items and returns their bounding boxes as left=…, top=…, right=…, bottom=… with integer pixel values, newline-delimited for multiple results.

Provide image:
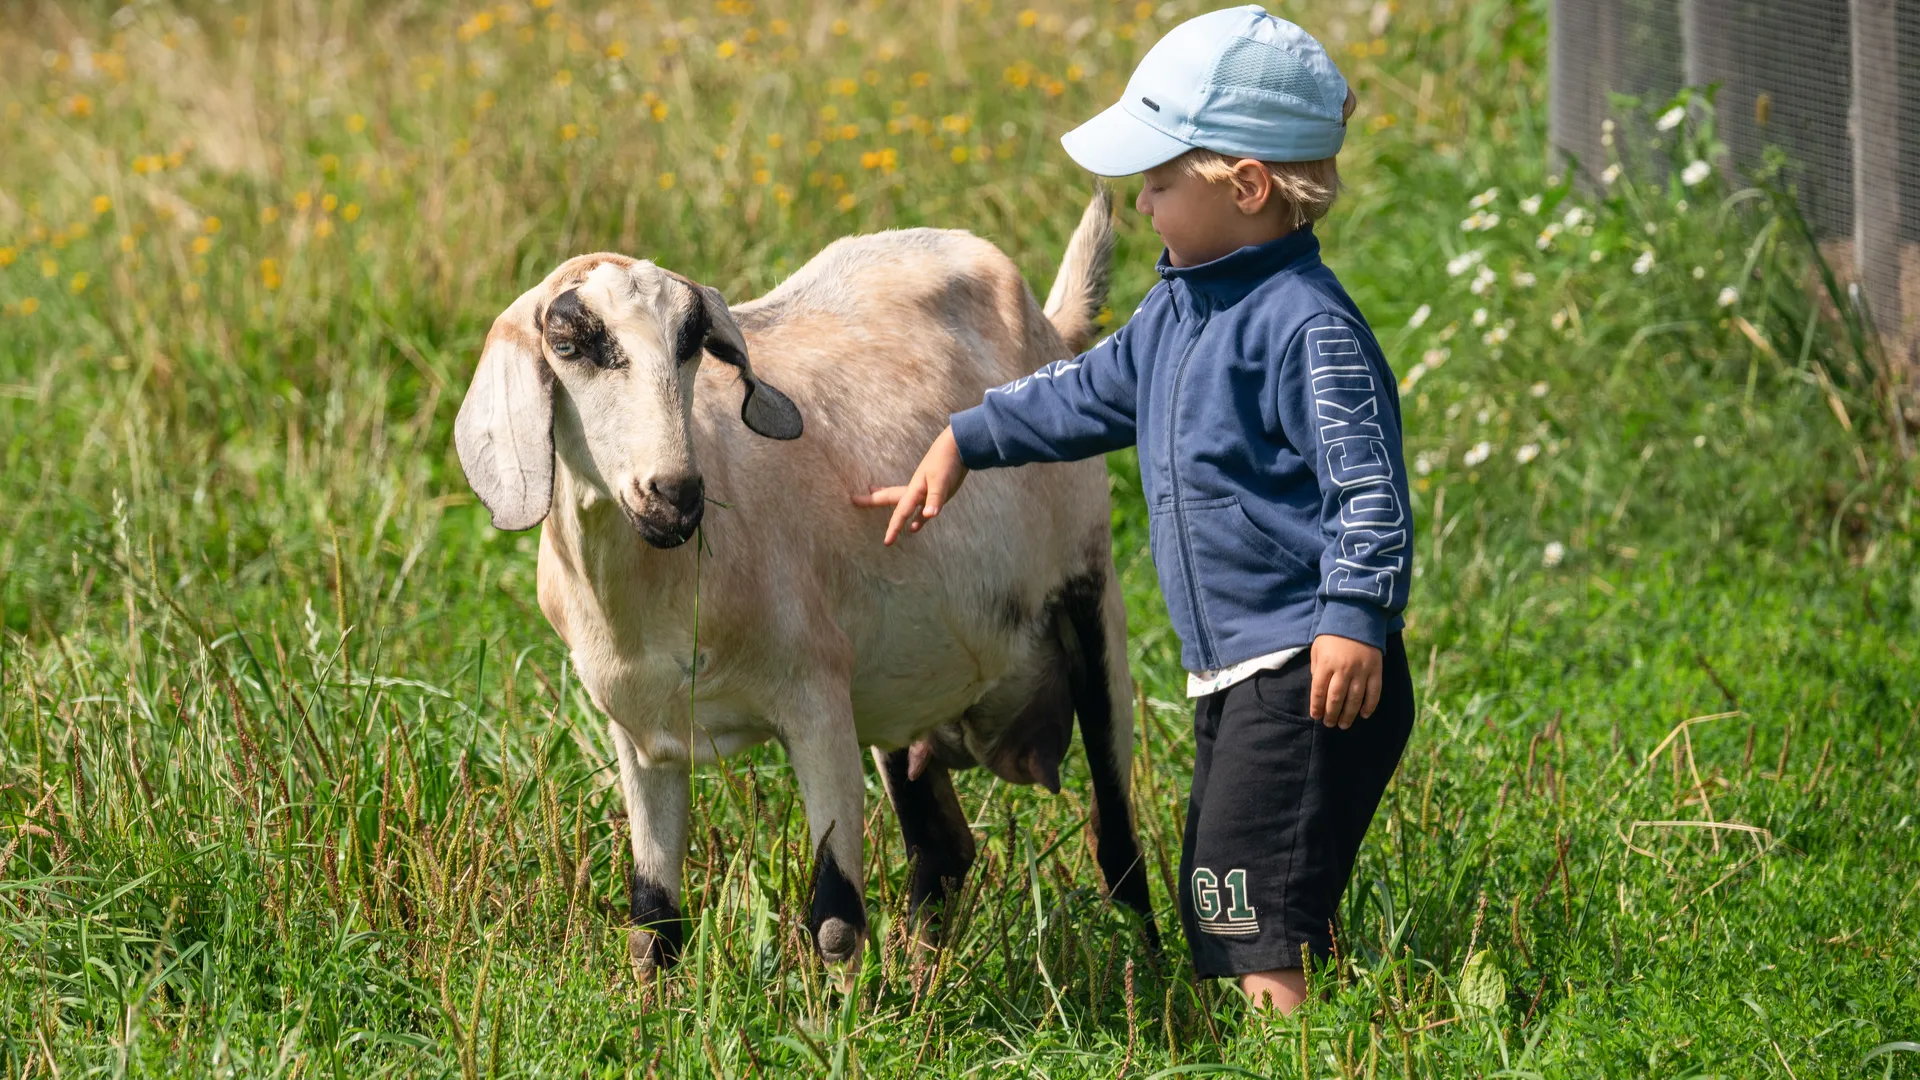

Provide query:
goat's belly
left=847, top=630, right=1021, bottom=751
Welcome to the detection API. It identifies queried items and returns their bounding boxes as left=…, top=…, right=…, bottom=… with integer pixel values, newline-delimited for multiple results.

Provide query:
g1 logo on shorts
left=1191, top=867, right=1259, bottom=937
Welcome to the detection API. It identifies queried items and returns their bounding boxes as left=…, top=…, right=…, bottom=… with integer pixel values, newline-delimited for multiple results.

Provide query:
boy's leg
left=1183, top=636, right=1417, bottom=1005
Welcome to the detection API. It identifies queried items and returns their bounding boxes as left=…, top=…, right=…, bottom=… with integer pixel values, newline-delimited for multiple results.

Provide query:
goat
left=454, top=191, right=1154, bottom=971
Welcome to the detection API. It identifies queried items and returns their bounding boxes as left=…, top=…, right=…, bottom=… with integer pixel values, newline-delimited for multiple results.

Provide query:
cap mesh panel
left=1210, top=37, right=1327, bottom=107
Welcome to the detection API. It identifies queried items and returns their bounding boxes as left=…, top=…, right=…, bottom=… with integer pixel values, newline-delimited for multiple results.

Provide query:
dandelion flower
left=1542, top=541, right=1566, bottom=568
left=1655, top=105, right=1685, bottom=131
left=1407, top=303, right=1431, bottom=329
left=1632, top=250, right=1655, bottom=275
left=1680, top=159, right=1712, bottom=186
left=1515, top=443, right=1540, bottom=464
left=91, top=195, right=112, bottom=215
left=1717, top=286, right=1739, bottom=308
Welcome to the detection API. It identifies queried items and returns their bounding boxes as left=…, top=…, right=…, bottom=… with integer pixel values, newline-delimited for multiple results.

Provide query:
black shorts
left=1178, top=632, right=1415, bottom=978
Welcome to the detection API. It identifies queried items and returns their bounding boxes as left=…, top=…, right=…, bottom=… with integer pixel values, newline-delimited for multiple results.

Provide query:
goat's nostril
left=645, top=475, right=705, bottom=517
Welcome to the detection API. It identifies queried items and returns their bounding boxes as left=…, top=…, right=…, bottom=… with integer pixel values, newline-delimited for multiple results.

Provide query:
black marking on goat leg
left=809, top=847, right=867, bottom=962
left=878, top=748, right=977, bottom=929
left=1058, top=571, right=1160, bottom=948
left=628, top=872, right=685, bottom=967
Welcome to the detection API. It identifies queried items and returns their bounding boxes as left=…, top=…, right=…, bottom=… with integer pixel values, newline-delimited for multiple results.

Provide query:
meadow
left=3, top=0, right=1918, bottom=1076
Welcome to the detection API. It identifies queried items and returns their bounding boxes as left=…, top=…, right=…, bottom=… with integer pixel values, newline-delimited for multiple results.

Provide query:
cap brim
left=1059, top=100, right=1195, bottom=177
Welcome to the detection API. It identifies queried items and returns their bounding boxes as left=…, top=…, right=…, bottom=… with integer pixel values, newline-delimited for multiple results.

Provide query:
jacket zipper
left=1164, top=288, right=1214, bottom=670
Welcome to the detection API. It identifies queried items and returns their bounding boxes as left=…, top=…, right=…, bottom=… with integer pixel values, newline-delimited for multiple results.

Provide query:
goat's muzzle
left=625, top=474, right=706, bottom=548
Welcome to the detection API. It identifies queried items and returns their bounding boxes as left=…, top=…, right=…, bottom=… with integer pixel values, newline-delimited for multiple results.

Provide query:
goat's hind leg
left=874, top=746, right=976, bottom=945
left=1060, top=570, right=1160, bottom=947
left=612, top=721, right=692, bottom=973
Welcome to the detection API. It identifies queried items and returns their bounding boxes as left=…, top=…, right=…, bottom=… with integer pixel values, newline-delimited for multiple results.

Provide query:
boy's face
left=1135, top=159, right=1282, bottom=268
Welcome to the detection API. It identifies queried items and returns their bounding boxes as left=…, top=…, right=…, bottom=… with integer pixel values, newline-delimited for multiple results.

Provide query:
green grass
left=4, top=0, right=1918, bottom=1076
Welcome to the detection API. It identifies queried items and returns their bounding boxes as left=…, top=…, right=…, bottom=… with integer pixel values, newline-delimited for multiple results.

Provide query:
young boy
left=857, top=7, right=1414, bottom=1011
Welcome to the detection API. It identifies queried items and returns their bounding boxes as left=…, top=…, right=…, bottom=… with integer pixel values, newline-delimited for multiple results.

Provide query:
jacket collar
left=1155, top=226, right=1320, bottom=314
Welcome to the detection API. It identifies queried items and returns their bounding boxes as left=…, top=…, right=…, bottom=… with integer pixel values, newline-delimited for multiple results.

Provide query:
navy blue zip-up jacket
left=950, top=226, right=1411, bottom=673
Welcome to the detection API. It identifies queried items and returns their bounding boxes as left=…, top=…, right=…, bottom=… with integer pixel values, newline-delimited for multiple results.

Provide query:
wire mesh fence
left=1549, top=0, right=1917, bottom=352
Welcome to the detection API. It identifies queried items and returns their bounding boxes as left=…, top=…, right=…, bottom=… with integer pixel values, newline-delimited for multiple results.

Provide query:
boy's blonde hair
left=1178, top=89, right=1357, bottom=230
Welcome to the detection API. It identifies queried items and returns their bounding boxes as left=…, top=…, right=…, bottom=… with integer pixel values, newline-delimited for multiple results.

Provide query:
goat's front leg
left=779, top=697, right=868, bottom=968
left=611, top=720, right=691, bottom=973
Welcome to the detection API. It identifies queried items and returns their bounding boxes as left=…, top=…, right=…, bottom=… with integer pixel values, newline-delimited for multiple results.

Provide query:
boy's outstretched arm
left=855, top=318, right=1145, bottom=543
left=1273, top=314, right=1414, bottom=729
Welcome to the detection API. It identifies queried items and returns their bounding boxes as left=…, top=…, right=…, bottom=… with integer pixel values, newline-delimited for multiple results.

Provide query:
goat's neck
left=549, top=462, right=699, bottom=613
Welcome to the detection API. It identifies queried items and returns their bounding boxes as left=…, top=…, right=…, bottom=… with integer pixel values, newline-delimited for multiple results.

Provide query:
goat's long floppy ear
left=455, top=284, right=555, bottom=530
left=692, top=283, right=803, bottom=441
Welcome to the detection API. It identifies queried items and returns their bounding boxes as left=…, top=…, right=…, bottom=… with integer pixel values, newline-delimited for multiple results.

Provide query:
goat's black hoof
left=815, top=916, right=863, bottom=965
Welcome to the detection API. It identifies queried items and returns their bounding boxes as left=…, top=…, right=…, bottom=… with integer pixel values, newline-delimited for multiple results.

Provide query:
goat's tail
left=1042, top=188, right=1116, bottom=355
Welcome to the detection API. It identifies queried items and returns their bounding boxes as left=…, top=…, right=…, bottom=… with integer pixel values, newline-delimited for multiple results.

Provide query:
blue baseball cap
left=1061, top=5, right=1350, bottom=177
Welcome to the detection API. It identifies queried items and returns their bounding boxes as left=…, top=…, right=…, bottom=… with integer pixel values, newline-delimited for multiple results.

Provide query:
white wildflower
left=1542, top=541, right=1566, bottom=568
left=1481, top=212, right=1500, bottom=230
left=1407, top=303, right=1432, bottom=329
left=1530, top=381, right=1549, bottom=398
left=1463, top=441, right=1492, bottom=467
left=1590, top=249, right=1604, bottom=263
left=1519, top=193, right=1543, bottom=215
left=1644, top=222, right=1658, bottom=236
left=1693, top=434, right=1707, bottom=448
left=1446, top=249, right=1485, bottom=277
left=1535, top=222, right=1561, bottom=251
left=1692, top=266, right=1706, bottom=280
left=1675, top=199, right=1689, bottom=212
left=1600, top=163, right=1622, bottom=186
left=1460, top=212, right=1502, bottom=232
left=1561, top=206, right=1586, bottom=228
left=1401, top=360, right=1429, bottom=391
left=1471, top=307, right=1488, bottom=327
left=1414, top=450, right=1439, bottom=476
left=1655, top=105, right=1686, bottom=132
left=1511, top=270, right=1537, bottom=288
left=1550, top=309, right=1568, bottom=331
left=1470, top=265, right=1497, bottom=296
left=1515, top=442, right=1540, bottom=464
left=1632, top=250, right=1655, bottom=275
left=1680, top=159, right=1712, bottom=186
left=1468, top=187, right=1500, bottom=210
left=1423, top=347, right=1450, bottom=367
left=1482, top=324, right=1510, bottom=346
left=1601, top=118, right=1615, bottom=135
left=1438, top=322, right=1458, bottom=342
left=1476, top=408, right=1492, bottom=425
left=1717, top=286, right=1739, bottom=308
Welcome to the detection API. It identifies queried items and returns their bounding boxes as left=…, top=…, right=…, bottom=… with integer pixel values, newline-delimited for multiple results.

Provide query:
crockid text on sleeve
left=1274, top=313, right=1411, bottom=650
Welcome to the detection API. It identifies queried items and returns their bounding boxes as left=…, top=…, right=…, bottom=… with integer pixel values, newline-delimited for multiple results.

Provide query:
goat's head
left=455, top=254, right=802, bottom=547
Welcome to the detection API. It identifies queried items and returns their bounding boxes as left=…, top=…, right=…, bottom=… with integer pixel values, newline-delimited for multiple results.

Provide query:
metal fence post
left=1850, top=0, right=1904, bottom=345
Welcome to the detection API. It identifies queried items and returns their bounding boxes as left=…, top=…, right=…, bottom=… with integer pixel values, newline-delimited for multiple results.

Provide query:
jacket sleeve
left=1273, top=313, right=1413, bottom=651
left=948, top=317, right=1141, bottom=470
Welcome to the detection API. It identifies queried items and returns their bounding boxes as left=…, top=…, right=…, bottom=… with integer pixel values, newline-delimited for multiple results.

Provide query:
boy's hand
left=1309, top=634, right=1382, bottom=729
left=852, top=426, right=969, bottom=545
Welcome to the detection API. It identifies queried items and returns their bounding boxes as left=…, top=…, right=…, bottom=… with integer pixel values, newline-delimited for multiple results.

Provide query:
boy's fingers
left=1322, top=671, right=1347, bottom=728
left=883, top=483, right=924, bottom=545
left=852, top=485, right=904, bottom=508
left=1309, top=661, right=1329, bottom=721
left=923, top=478, right=947, bottom=518
left=1360, top=669, right=1383, bottom=719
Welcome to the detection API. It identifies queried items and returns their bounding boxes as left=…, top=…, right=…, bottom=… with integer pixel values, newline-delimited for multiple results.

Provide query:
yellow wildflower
left=0, top=248, right=14, bottom=267
left=838, top=123, right=858, bottom=140
left=772, top=184, right=793, bottom=205
left=119, top=235, right=135, bottom=253
left=314, top=219, right=334, bottom=239
left=831, top=18, right=849, bottom=35
left=1134, top=2, right=1153, bottom=18
left=182, top=283, right=200, bottom=302
left=342, top=203, right=361, bottom=222
left=561, top=123, right=579, bottom=141
left=1018, top=10, right=1038, bottom=28
left=67, top=95, right=94, bottom=118
left=260, top=258, right=281, bottom=289
left=319, top=153, right=339, bottom=175
left=607, top=40, right=628, bottom=59
left=717, top=39, right=737, bottom=59
left=261, top=206, right=280, bottom=224
left=753, top=168, right=771, bottom=185
left=69, top=272, right=89, bottom=294
left=41, top=258, right=58, bottom=278
left=657, top=172, right=676, bottom=190
left=910, top=71, right=931, bottom=88
left=554, top=69, right=573, bottom=87
left=91, top=195, right=112, bottom=215
left=651, top=102, right=669, bottom=121
left=767, top=133, right=784, bottom=149
left=770, top=18, right=792, bottom=35
left=203, top=216, right=222, bottom=234
left=941, top=114, right=971, bottom=135
left=19, top=298, right=38, bottom=315
left=837, top=193, right=856, bottom=211
left=191, top=236, right=212, bottom=255
left=347, top=113, right=367, bottom=133
left=833, top=78, right=857, bottom=96
left=819, top=105, right=838, bottom=122
left=293, top=191, right=313, bottom=211
left=951, top=146, right=969, bottom=163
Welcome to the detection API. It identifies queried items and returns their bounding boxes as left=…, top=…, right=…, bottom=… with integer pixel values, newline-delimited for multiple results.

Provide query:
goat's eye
left=551, top=339, right=577, bottom=358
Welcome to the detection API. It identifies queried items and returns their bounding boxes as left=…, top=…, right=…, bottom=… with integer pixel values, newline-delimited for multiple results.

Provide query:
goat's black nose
left=648, top=475, right=705, bottom=518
